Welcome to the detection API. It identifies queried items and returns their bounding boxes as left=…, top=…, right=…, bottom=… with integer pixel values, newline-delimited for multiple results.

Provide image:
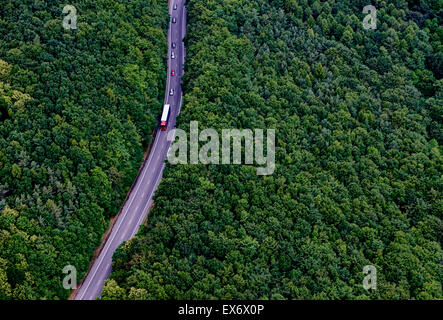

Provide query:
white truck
left=160, top=104, right=170, bottom=131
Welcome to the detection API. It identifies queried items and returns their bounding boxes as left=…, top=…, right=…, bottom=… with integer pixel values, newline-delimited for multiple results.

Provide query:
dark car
left=173, top=4, right=178, bottom=10
left=172, top=42, right=176, bottom=49
left=172, top=17, right=176, bottom=23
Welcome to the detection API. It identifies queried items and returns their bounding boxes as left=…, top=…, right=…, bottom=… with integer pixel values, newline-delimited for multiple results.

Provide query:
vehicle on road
left=160, top=104, right=170, bottom=131
left=74, top=0, right=186, bottom=301
left=171, top=69, right=175, bottom=76
left=172, top=17, right=176, bottom=23
left=173, top=3, right=178, bottom=10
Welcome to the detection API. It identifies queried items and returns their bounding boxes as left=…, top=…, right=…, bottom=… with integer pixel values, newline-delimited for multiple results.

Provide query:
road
left=74, top=0, right=186, bottom=300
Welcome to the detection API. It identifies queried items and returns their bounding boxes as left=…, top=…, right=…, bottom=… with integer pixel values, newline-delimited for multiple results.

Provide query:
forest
left=101, top=0, right=442, bottom=299
left=0, top=0, right=168, bottom=299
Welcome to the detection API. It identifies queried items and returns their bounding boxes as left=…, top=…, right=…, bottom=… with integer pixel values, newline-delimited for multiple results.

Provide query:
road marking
left=77, top=84, right=163, bottom=299
left=77, top=144, right=159, bottom=299
left=130, top=167, right=164, bottom=239
left=76, top=0, right=184, bottom=300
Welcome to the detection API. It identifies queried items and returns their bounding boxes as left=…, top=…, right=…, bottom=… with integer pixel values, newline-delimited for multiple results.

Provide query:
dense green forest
left=0, top=0, right=168, bottom=299
left=102, top=0, right=442, bottom=299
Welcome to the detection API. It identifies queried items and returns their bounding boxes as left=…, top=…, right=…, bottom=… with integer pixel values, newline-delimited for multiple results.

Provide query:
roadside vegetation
left=0, top=0, right=168, bottom=299
left=102, top=0, right=442, bottom=299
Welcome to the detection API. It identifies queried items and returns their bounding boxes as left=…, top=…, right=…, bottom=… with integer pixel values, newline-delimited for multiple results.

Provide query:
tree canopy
left=0, top=0, right=168, bottom=299
left=102, top=0, right=442, bottom=300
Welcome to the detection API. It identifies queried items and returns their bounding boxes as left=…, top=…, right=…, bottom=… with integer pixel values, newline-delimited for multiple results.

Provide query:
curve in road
left=74, top=0, right=186, bottom=300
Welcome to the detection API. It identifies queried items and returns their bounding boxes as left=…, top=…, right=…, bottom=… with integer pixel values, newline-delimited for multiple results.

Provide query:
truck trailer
left=160, top=104, right=170, bottom=131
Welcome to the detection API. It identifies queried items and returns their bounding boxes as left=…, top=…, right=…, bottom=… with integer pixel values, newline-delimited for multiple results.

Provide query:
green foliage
left=0, top=0, right=168, bottom=299
left=102, top=0, right=443, bottom=300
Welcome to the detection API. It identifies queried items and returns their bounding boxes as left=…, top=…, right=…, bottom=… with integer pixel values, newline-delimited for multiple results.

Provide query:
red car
left=171, top=69, right=175, bottom=76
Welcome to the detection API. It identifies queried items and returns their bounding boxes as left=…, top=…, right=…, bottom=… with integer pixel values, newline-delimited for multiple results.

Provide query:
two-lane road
left=74, top=0, right=186, bottom=300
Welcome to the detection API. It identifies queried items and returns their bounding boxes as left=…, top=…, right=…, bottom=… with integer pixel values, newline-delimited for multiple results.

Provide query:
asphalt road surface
left=74, top=0, right=186, bottom=300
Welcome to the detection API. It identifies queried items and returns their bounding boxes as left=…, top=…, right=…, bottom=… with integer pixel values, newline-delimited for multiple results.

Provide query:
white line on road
left=130, top=168, right=164, bottom=239
left=76, top=0, right=185, bottom=300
